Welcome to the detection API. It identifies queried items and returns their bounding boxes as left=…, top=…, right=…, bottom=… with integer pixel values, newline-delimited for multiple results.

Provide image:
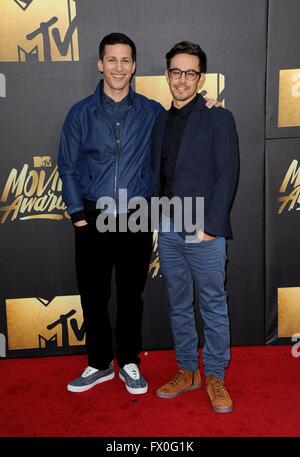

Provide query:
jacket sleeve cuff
left=70, top=210, right=86, bottom=224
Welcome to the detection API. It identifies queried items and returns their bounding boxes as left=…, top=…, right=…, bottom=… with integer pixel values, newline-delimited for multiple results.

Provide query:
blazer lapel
left=153, top=110, right=168, bottom=186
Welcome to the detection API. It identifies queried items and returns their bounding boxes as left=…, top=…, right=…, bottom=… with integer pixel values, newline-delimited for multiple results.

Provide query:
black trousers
left=74, top=210, right=153, bottom=370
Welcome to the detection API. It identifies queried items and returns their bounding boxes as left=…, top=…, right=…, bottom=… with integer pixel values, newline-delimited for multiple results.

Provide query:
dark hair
left=166, top=41, right=207, bottom=73
left=99, top=33, right=136, bottom=62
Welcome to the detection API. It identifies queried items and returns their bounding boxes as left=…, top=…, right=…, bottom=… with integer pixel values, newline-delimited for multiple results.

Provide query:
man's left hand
left=196, top=229, right=216, bottom=241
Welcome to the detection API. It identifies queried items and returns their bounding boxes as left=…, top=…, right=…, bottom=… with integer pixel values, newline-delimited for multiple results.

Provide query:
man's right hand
left=74, top=220, right=88, bottom=227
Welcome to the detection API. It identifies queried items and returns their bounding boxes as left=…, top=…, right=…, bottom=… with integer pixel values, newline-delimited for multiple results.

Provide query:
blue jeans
left=158, top=218, right=230, bottom=379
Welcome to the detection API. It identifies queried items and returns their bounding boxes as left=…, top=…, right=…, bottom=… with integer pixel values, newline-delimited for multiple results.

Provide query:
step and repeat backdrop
left=0, top=0, right=298, bottom=359
left=266, top=0, right=300, bottom=344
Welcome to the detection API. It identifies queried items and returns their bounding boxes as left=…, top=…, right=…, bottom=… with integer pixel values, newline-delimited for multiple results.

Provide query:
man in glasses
left=152, top=42, right=239, bottom=412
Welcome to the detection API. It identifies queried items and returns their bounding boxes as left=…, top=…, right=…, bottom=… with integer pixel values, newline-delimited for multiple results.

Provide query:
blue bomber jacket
left=58, top=80, right=163, bottom=221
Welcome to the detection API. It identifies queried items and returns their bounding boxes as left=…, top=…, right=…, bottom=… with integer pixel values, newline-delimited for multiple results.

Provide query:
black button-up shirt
left=159, top=94, right=199, bottom=199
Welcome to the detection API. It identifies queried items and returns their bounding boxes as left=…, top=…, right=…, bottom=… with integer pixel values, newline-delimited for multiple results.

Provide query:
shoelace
left=82, top=366, right=96, bottom=377
left=125, top=363, right=140, bottom=380
left=169, top=369, right=187, bottom=386
left=209, top=379, right=227, bottom=399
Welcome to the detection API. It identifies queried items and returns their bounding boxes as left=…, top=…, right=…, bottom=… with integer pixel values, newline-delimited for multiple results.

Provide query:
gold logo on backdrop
left=278, top=159, right=300, bottom=213
left=278, top=69, right=300, bottom=127
left=0, top=156, right=69, bottom=223
left=278, top=288, right=300, bottom=337
left=135, top=73, right=225, bottom=109
left=0, top=0, right=79, bottom=62
left=33, top=156, right=52, bottom=168
left=5, top=296, right=85, bottom=351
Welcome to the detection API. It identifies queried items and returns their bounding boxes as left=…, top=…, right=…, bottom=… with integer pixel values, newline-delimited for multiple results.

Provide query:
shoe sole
left=119, top=372, right=148, bottom=395
left=156, top=382, right=201, bottom=399
left=67, top=372, right=115, bottom=393
left=211, top=404, right=233, bottom=413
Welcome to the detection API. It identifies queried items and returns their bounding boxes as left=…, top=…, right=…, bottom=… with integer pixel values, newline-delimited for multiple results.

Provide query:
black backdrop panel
left=265, top=139, right=300, bottom=343
left=267, top=0, right=300, bottom=139
left=0, top=0, right=267, bottom=358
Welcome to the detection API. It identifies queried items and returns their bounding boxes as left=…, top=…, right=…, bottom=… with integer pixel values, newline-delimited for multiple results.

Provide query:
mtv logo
left=135, top=73, right=225, bottom=109
left=0, top=74, right=6, bottom=98
left=18, top=44, right=38, bottom=63
left=39, top=333, right=58, bottom=349
left=5, top=296, right=85, bottom=351
left=278, top=69, right=300, bottom=127
left=13, top=0, right=34, bottom=11
left=33, top=156, right=52, bottom=168
left=278, top=287, right=300, bottom=337
left=0, top=0, right=79, bottom=62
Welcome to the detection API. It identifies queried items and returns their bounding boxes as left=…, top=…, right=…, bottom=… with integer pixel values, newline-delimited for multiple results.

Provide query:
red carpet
left=0, top=346, right=299, bottom=437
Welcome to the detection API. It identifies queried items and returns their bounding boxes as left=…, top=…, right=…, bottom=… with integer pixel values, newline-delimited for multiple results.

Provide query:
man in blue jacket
left=58, top=33, right=218, bottom=395
left=152, top=42, right=239, bottom=412
left=58, top=33, right=163, bottom=395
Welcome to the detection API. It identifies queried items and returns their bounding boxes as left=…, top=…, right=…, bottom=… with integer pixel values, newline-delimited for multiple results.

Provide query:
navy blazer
left=151, top=95, right=239, bottom=238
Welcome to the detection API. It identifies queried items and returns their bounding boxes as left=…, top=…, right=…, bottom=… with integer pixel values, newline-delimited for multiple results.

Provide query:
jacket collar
left=158, top=92, right=206, bottom=121
left=192, top=93, right=206, bottom=111
left=170, top=93, right=198, bottom=117
left=88, top=79, right=139, bottom=113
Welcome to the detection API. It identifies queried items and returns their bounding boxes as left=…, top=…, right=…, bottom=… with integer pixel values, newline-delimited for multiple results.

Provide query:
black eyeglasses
left=168, top=68, right=201, bottom=81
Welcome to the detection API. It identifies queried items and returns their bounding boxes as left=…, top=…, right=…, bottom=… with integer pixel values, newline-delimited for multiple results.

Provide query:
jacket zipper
left=114, top=121, right=121, bottom=216
left=98, top=105, right=132, bottom=216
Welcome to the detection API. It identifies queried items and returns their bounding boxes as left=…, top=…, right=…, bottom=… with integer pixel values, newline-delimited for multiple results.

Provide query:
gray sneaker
left=119, top=363, right=148, bottom=394
left=67, top=362, right=115, bottom=392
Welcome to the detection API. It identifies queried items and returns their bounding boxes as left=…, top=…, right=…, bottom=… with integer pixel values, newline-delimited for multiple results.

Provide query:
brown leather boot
left=206, top=374, right=233, bottom=413
left=156, top=368, right=201, bottom=399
